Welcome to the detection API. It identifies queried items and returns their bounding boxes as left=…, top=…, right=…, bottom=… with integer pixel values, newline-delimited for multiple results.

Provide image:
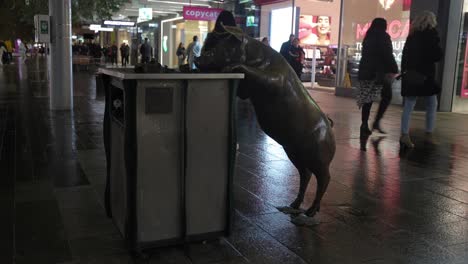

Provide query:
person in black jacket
left=400, top=11, right=443, bottom=148
left=280, top=34, right=295, bottom=61
left=357, top=18, right=399, bottom=137
left=288, top=38, right=305, bottom=77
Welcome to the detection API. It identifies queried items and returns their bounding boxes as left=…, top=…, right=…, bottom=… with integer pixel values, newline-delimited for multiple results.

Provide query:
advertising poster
left=298, top=15, right=331, bottom=46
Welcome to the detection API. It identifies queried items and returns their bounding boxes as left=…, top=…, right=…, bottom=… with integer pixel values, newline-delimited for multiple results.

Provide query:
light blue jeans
left=401, top=95, right=438, bottom=134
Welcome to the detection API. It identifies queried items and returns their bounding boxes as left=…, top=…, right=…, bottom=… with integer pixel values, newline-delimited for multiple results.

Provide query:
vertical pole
left=335, top=0, right=345, bottom=88
left=116, top=28, right=120, bottom=66
left=291, top=0, right=295, bottom=35
left=49, top=0, right=73, bottom=110
left=311, top=46, right=316, bottom=88
left=440, top=0, right=464, bottom=111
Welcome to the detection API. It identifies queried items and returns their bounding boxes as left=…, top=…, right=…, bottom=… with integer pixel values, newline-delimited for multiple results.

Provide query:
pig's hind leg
left=290, top=163, right=331, bottom=226
left=276, top=149, right=311, bottom=215
left=305, top=164, right=331, bottom=217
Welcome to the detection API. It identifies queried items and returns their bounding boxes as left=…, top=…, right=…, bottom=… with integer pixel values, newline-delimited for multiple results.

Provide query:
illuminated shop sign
left=104, top=20, right=136, bottom=27
left=246, top=16, right=257, bottom=27
left=354, top=19, right=409, bottom=62
left=183, top=6, right=223, bottom=21
left=379, top=0, right=395, bottom=10
left=139, top=8, right=153, bottom=22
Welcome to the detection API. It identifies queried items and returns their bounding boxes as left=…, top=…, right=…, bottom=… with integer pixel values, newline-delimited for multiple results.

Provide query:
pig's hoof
left=276, top=206, right=304, bottom=215
left=291, top=213, right=321, bottom=226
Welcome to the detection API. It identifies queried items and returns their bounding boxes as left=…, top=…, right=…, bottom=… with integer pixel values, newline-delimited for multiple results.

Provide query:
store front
left=258, top=0, right=341, bottom=87
left=160, top=7, right=222, bottom=68
left=336, top=0, right=411, bottom=105
left=258, top=0, right=467, bottom=113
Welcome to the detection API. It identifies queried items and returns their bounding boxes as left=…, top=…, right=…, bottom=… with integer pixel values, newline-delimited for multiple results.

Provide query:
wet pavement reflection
left=1, top=58, right=468, bottom=263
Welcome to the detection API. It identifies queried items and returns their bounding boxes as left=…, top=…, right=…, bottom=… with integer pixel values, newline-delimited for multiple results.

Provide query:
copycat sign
left=183, top=7, right=223, bottom=21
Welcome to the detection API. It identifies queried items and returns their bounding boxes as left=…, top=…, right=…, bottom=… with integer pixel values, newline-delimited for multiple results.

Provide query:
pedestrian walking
left=400, top=11, right=443, bottom=148
left=288, top=38, right=305, bottom=78
left=187, top=36, right=201, bottom=70
left=0, top=41, right=7, bottom=65
left=111, top=43, right=118, bottom=65
left=140, top=38, right=153, bottom=64
left=19, top=42, right=27, bottom=62
left=280, top=34, right=295, bottom=60
left=120, top=42, right=129, bottom=66
left=357, top=18, right=398, bottom=138
left=176, top=42, right=186, bottom=66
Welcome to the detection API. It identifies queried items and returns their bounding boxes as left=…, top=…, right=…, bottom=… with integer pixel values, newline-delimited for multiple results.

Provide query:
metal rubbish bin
left=98, top=68, right=243, bottom=254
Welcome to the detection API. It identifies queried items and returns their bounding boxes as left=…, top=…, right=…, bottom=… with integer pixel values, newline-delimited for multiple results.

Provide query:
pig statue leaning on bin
left=196, top=11, right=336, bottom=225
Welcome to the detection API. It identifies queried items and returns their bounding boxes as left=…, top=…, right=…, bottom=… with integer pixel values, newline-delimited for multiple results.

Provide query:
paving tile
left=15, top=200, right=73, bottom=264
left=185, top=239, right=242, bottom=264
left=147, top=247, right=192, bottom=264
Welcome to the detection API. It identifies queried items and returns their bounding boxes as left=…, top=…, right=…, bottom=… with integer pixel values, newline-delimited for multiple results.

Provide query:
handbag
left=403, top=70, right=426, bottom=87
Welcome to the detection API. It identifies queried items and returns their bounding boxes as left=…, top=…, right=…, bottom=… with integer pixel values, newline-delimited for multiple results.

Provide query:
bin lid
left=98, top=68, right=244, bottom=80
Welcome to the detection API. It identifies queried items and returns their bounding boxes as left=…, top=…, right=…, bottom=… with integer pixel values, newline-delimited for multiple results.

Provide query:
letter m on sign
left=356, top=23, right=370, bottom=40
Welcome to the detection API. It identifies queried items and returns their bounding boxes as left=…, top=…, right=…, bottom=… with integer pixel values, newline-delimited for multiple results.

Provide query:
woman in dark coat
left=400, top=11, right=443, bottom=148
left=357, top=18, right=399, bottom=137
left=176, top=42, right=186, bottom=66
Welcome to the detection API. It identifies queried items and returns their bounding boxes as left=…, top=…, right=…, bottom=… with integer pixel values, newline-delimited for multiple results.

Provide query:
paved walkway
left=1, top=59, right=468, bottom=263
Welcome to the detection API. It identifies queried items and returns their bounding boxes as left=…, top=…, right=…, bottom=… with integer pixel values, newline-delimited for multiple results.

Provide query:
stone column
left=49, top=0, right=73, bottom=110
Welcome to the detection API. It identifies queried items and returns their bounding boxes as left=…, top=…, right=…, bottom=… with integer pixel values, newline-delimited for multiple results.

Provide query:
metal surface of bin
left=98, top=68, right=243, bottom=254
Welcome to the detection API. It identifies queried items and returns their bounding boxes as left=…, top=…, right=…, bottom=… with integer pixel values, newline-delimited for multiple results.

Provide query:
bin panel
left=110, top=122, right=127, bottom=235
left=135, top=80, right=184, bottom=243
left=185, top=80, right=230, bottom=236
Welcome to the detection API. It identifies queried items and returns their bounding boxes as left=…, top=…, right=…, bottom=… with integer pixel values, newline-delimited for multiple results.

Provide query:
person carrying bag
left=399, top=11, right=443, bottom=148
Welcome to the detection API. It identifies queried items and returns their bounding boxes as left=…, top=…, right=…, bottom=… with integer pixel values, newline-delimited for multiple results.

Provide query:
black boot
left=360, top=123, right=372, bottom=137
left=372, top=121, right=387, bottom=134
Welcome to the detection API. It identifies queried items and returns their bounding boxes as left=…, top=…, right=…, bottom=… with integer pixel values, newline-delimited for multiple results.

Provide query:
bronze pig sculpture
left=197, top=11, right=335, bottom=223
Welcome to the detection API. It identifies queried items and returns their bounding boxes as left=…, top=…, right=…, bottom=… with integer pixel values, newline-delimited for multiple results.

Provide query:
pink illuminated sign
left=354, top=19, right=410, bottom=62
left=183, top=7, right=223, bottom=21
left=460, top=41, right=468, bottom=98
left=356, top=19, right=410, bottom=40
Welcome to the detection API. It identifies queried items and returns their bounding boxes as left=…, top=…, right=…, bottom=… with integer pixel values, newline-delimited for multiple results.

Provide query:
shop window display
left=338, top=0, right=411, bottom=95
left=259, top=0, right=340, bottom=87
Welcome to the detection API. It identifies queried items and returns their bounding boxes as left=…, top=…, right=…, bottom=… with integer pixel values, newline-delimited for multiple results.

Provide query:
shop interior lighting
left=153, top=10, right=180, bottom=15
left=96, top=28, right=114, bottom=32
left=192, top=0, right=224, bottom=3
left=90, top=24, right=115, bottom=32
left=160, top=16, right=183, bottom=62
left=125, top=8, right=180, bottom=15
left=148, top=0, right=211, bottom=7
left=104, top=20, right=135, bottom=26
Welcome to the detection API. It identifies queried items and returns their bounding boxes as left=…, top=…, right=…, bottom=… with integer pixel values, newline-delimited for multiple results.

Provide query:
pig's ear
left=214, top=10, right=236, bottom=32
left=223, top=25, right=245, bottom=42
